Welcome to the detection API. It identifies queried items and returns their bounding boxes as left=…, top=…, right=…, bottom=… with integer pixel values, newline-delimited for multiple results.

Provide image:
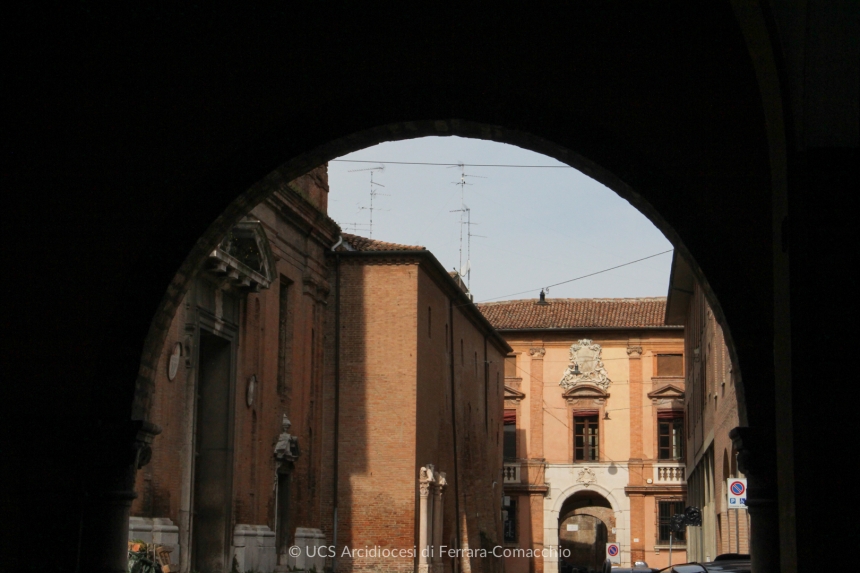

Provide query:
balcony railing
left=502, top=463, right=521, bottom=484
left=654, top=463, right=685, bottom=483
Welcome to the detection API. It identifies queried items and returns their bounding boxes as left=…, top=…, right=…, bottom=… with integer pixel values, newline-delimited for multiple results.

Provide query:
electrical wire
left=331, top=159, right=572, bottom=168
left=476, top=250, right=674, bottom=303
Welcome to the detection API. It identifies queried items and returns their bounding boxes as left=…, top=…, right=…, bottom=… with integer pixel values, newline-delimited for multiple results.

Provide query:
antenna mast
left=449, top=164, right=486, bottom=292
left=349, top=165, right=387, bottom=238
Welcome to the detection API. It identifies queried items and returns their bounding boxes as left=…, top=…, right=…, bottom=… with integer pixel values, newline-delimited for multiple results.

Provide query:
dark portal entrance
left=192, top=331, right=235, bottom=573
left=559, top=514, right=607, bottom=573
left=558, top=492, right=614, bottom=573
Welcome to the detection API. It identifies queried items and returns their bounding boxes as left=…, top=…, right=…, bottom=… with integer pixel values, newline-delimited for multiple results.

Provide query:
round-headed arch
left=131, top=119, right=746, bottom=423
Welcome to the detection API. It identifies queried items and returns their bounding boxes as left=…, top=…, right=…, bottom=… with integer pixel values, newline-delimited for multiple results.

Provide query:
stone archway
left=557, top=491, right=616, bottom=573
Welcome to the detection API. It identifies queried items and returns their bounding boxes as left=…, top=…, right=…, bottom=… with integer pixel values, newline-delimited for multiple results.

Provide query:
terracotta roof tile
left=340, top=232, right=425, bottom=252
left=476, top=297, right=679, bottom=329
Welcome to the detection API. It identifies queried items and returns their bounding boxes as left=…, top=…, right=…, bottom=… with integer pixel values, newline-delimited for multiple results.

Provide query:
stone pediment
left=505, top=377, right=523, bottom=391
left=647, top=384, right=685, bottom=404
left=563, top=385, right=609, bottom=404
left=504, top=385, right=525, bottom=402
left=206, top=220, right=277, bottom=291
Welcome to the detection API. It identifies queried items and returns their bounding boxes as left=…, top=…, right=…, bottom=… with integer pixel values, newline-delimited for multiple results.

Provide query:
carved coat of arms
left=575, top=467, right=597, bottom=487
left=559, top=339, right=611, bottom=390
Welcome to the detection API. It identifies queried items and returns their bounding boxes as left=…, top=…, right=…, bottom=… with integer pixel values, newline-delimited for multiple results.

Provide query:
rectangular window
left=503, top=496, right=518, bottom=543
left=657, top=354, right=683, bottom=376
left=574, top=413, right=599, bottom=462
left=503, top=410, right=517, bottom=459
left=277, top=277, right=292, bottom=396
left=658, top=500, right=686, bottom=543
left=505, top=355, right=517, bottom=378
left=658, top=412, right=684, bottom=460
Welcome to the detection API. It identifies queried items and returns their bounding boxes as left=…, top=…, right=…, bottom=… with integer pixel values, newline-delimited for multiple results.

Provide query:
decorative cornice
left=624, top=485, right=687, bottom=495
left=503, top=483, right=549, bottom=495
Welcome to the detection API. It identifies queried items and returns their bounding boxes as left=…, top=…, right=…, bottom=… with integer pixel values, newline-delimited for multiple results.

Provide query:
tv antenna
left=340, top=222, right=372, bottom=234
left=448, top=164, right=486, bottom=292
left=349, top=165, right=388, bottom=238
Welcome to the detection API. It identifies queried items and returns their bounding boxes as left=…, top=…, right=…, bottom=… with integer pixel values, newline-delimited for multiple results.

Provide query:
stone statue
left=274, top=414, right=300, bottom=466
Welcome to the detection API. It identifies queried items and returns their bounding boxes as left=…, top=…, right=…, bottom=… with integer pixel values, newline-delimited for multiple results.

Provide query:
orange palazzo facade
left=478, top=297, right=688, bottom=571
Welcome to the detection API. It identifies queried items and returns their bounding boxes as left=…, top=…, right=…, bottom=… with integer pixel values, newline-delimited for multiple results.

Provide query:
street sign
left=727, top=478, right=747, bottom=509
left=605, top=543, right=620, bottom=564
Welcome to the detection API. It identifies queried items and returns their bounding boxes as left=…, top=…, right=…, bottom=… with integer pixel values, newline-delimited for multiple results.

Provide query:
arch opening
left=134, top=122, right=746, bottom=424
left=558, top=492, right=615, bottom=573
left=130, top=123, right=752, bottom=573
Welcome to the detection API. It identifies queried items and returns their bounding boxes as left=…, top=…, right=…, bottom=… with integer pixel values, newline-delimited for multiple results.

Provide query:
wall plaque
left=167, top=342, right=182, bottom=381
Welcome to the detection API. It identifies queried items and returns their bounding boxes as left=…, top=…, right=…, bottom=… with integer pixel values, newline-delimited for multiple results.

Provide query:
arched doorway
left=557, top=492, right=615, bottom=573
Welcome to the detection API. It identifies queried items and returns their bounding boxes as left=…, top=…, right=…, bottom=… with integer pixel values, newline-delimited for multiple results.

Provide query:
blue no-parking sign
left=605, top=543, right=620, bottom=564
left=727, top=478, right=747, bottom=509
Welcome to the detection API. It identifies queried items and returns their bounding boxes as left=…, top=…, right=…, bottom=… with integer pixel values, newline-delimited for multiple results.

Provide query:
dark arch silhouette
left=5, top=3, right=857, bottom=572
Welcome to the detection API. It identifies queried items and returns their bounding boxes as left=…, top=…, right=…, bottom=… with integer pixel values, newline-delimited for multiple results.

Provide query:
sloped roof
left=341, top=232, right=425, bottom=252
left=477, top=297, right=680, bottom=330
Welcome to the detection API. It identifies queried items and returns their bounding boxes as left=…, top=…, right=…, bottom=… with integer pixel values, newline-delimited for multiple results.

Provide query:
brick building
left=322, top=234, right=510, bottom=573
left=131, top=170, right=509, bottom=573
left=477, top=297, right=687, bottom=571
left=665, top=253, right=749, bottom=561
left=130, top=167, right=337, bottom=572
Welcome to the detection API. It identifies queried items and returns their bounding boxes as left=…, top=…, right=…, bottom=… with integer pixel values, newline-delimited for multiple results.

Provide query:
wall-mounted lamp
left=603, top=411, right=611, bottom=421
left=572, top=362, right=581, bottom=375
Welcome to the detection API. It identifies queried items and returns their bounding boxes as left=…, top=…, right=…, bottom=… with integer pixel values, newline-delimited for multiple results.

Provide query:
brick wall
left=131, top=170, right=336, bottom=566
left=321, top=255, right=507, bottom=573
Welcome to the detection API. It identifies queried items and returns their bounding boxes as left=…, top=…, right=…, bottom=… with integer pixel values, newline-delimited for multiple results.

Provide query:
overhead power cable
left=331, top=159, right=571, bottom=168
left=476, top=249, right=674, bottom=303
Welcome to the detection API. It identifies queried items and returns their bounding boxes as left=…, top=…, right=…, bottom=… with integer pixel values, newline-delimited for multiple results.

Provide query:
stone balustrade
left=503, top=462, right=521, bottom=484
left=655, top=463, right=686, bottom=483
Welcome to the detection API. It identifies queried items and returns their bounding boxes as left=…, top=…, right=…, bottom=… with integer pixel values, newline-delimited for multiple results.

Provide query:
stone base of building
left=234, top=524, right=277, bottom=573
left=274, top=527, right=327, bottom=573
left=128, top=517, right=180, bottom=566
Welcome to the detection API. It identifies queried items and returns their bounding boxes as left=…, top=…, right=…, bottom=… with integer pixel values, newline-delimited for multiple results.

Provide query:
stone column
left=528, top=348, right=545, bottom=460
left=82, top=419, right=161, bottom=573
left=529, top=493, right=544, bottom=573
left=418, top=466, right=435, bottom=573
left=627, top=346, right=645, bottom=564
left=730, top=427, right=780, bottom=573
left=528, top=348, right=545, bottom=573
left=627, top=346, right=644, bottom=460
left=432, top=473, right=447, bottom=573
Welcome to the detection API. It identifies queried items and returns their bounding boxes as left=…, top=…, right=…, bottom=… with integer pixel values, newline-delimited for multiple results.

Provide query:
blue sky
left=327, top=136, right=673, bottom=302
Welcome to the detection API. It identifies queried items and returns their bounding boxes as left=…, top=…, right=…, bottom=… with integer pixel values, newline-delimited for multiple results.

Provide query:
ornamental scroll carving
left=575, top=467, right=597, bottom=487
left=559, top=339, right=611, bottom=390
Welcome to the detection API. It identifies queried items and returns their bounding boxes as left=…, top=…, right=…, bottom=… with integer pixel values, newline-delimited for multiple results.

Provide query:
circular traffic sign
left=730, top=481, right=745, bottom=496
left=607, top=545, right=619, bottom=557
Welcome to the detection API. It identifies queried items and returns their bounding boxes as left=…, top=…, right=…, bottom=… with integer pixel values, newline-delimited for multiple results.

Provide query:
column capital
left=529, top=347, right=546, bottom=358
left=626, top=346, right=643, bottom=357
